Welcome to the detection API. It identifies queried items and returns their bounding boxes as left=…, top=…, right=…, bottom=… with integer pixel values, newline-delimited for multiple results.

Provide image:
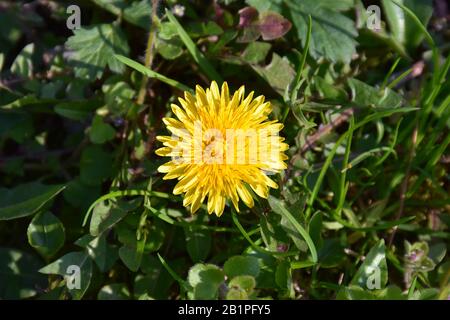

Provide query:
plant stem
left=137, top=0, right=160, bottom=105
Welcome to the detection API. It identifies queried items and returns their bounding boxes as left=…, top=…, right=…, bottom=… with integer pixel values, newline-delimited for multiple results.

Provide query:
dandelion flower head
left=156, top=81, right=288, bottom=216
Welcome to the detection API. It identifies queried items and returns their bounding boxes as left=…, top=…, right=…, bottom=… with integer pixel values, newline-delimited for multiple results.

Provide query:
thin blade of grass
left=114, top=54, right=192, bottom=92
left=268, top=196, right=318, bottom=263
left=231, top=210, right=298, bottom=258
left=157, top=253, right=190, bottom=291
left=165, top=9, right=223, bottom=83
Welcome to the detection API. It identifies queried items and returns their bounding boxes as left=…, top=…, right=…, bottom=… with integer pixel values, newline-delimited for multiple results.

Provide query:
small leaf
left=76, top=234, right=118, bottom=272
left=102, top=80, right=136, bottom=116
left=39, top=251, right=93, bottom=300
left=242, top=41, right=271, bottom=64
left=348, top=78, right=404, bottom=109
left=27, top=211, right=65, bottom=258
left=187, top=263, right=224, bottom=300
left=119, top=231, right=146, bottom=272
left=252, top=53, right=296, bottom=95
left=268, top=196, right=318, bottom=262
left=156, top=38, right=183, bottom=60
left=137, top=255, right=174, bottom=299
left=11, top=43, right=34, bottom=77
left=223, top=255, right=260, bottom=278
left=227, top=275, right=256, bottom=299
left=428, top=242, right=446, bottom=265
left=308, top=212, right=323, bottom=249
left=91, top=0, right=152, bottom=29
left=185, top=227, right=212, bottom=262
left=238, top=7, right=258, bottom=28
left=66, top=24, right=130, bottom=79
left=351, top=240, right=388, bottom=290
left=0, top=183, right=65, bottom=221
left=286, top=0, right=358, bottom=63
left=258, top=12, right=291, bottom=41
left=89, top=200, right=137, bottom=236
left=275, top=260, right=293, bottom=293
left=54, top=100, right=102, bottom=121
left=89, top=115, right=116, bottom=144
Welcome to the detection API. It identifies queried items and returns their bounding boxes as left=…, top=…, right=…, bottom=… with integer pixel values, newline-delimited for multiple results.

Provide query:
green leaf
left=54, top=100, right=102, bottom=121
left=227, top=275, right=256, bottom=299
left=338, top=285, right=406, bottom=300
left=252, top=53, right=296, bottom=95
left=89, top=115, right=116, bottom=144
left=119, top=230, right=146, bottom=272
left=275, top=260, right=293, bottom=294
left=144, top=220, right=166, bottom=252
left=187, top=263, right=225, bottom=300
left=165, top=9, right=223, bottom=83
left=242, top=41, right=272, bottom=64
left=246, top=250, right=278, bottom=289
left=11, top=43, right=34, bottom=77
left=156, top=37, right=183, bottom=60
left=91, top=0, right=152, bottom=29
left=27, top=211, right=65, bottom=258
left=114, top=54, right=192, bottom=92
left=351, top=240, right=388, bottom=289
left=285, top=0, right=357, bottom=63
left=317, top=238, right=345, bottom=268
left=268, top=196, right=318, bottom=262
left=66, top=23, right=130, bottom=79
left=0, top=183, right=65, bottom=221
left=102, top=79, right=136, bottom=116
left=348, top=78, right=404, bottom=109
left=39, top=251, right=93, bottom=300
left=123, top=0, right=152, bottom=29
left=185, top=227, right=212, bottom=262
left=246, top=0, right=283, bottom=12
left=89, top=200, right=137, bottom=236
left=80, top=145, right=114, bottom=186
left=76, top=234, right=118, bottom=272
left=428, top=243, right=447, bottom=265
left=415, top=288, right=440, bottom=300
left=308, top=212, right=323, bottom=249
left=382, top=0, right=433, bottom=49
left=0, top=248, right=46, bottom=299
left=258, top=12, right=292, bottom=41
left=224, top=255, right=260, bottom=278
left=98, top=283, right=131, bottom=300
left=137, top=255, right=174, bottom=299
left=187, top=21, right=224, bottom=38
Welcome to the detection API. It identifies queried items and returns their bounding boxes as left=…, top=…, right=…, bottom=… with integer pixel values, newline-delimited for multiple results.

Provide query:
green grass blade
left=231, top=210, right=298, bottom=258
left=165, top=9, right=223, bottom=83
left=291, top=14, right=312, bottom=101
left=268, top=196, right=318, bottom=263
left=157, top=253, right=190, bottom=290
left=114, top=54, right=192, bottom=92
left=82, top=189, right=170, bottom=227
left=390, top=0, right=434, bottom=48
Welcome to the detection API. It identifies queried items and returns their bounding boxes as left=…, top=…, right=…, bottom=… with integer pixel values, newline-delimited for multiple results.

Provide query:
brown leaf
left=258, top=12, right=292, bottom=41
left=238, top=6, right=258, bottom=28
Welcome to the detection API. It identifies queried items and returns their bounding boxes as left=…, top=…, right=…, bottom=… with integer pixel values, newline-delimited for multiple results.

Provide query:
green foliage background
left=0, top=0, right=449, bottom=300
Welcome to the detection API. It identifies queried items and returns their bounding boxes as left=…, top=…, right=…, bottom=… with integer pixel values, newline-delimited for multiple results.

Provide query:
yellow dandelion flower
left=156, top=81, right=289, bottom=216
